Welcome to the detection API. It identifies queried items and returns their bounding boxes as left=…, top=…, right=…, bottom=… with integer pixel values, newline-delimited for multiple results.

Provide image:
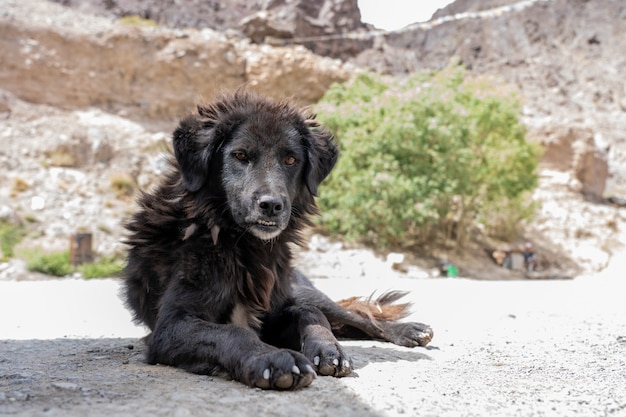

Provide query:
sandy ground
left=0, top=259, right=625, bottom=417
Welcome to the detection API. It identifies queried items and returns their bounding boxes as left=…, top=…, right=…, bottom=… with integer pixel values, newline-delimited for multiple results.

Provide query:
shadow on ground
left=0, top=338, right=429, bottom=417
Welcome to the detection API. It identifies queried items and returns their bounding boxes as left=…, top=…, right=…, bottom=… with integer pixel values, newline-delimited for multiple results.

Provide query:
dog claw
left=263, top=368, right=270, bottom=380
left=292, top=365, right=301, bottom=375
left=313, top=356, right=320, bottom=366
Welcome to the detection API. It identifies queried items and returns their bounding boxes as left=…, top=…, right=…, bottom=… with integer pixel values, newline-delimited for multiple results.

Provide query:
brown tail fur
left=337, top=291, right=411, bottom=322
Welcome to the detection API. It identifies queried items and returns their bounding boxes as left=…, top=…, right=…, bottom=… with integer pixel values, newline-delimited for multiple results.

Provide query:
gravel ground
left=1, top=255, right=625, bottom=417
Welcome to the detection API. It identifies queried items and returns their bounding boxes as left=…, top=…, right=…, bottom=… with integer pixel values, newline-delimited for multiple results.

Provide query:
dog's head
left=173, top=91, right=338, bottom=241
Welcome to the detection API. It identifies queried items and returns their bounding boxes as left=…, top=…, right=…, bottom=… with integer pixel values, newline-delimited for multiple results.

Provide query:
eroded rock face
left=572, top=135, right=609, bottom=201
left=240, top=0, right=372, bottom=59
left=49, top=0, right=372, bottom=60
left=0, top=1, right=351, bottom=122
left=49, top=0, right=263, bottom=32
left=530, top=125, right=609, bottom=199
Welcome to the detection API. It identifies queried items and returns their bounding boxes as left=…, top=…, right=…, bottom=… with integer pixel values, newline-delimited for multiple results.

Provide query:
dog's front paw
left=302, top=334, right=353, bottom=377
left=385, top=321, right=434, bottom=347
left=244, top=349, right=316, bottom=390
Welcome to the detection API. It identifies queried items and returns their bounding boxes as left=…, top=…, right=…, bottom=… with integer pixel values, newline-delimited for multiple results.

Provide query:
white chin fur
left=250, top=226, right=282, bottom=241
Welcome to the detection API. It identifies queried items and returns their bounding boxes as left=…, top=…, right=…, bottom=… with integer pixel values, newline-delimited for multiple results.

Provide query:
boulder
left=240, top=0, right=372, bottom=59
left=572, top=135, right=609, bottom=200
left=530, top=125, right=608, bottom=199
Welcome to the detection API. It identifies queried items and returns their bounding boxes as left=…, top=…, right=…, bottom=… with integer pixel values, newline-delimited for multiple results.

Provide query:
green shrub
left=0, top=221, right=26, bottom=261
left=25, top=250, right=124, bottom=278
left=78, top=256, right=124, bottom=279
left=26, top=250, right=72, bottom=277
left=315, top=68, right=541, bottom=248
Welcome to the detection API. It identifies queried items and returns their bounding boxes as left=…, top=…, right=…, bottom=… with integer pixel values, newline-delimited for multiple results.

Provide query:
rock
left=533, top=125, right=584, bottom=172
left=240, top=44, right=350, bottom=104
left=0, top=204, right=15, bottom=221
left=572, top=136, right=609, bottom=200
left=30, top=196, right=46, bottom=211
left=0, top=95, right=10, bottom=119
left=88, top=128, right=114, bottom=164
left=530, top=125, right=609, bottom=199
left=240, top=0, right=372, bottom=59
left=52, top=382, right=80, bottom=391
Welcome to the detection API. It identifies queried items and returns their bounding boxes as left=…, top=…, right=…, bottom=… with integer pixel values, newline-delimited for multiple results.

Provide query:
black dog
left=123, top=91, right=433, bottom=390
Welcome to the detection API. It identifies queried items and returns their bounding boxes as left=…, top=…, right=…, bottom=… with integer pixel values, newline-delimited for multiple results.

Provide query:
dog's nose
left=258, top=195, right=284, bottom=216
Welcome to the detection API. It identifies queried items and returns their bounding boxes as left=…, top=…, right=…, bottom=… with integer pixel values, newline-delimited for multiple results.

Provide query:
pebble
left=51, top=382, right=79, bottom=391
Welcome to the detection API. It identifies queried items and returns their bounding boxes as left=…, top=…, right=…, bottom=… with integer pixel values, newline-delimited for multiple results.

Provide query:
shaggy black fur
left=123, top=91, right=433, bottom=390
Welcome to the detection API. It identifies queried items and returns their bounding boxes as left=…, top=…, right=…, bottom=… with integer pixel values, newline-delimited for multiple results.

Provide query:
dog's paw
left=385, top=321, right=434, bottom=347
left=244, top=349, right=316, bottom=390
left=302, top=338, right=353, bottom=377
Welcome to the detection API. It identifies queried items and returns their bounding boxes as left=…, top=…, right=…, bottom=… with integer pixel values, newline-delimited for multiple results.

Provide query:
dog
left=123, top=91, right=433, bottom=390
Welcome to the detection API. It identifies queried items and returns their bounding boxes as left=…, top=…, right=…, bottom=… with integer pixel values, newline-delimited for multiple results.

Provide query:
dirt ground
left=1, top=254, right=625, bottom=417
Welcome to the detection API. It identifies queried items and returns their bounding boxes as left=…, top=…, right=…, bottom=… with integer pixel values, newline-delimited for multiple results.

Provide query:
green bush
left=25, top=250, right=124, bottom=278
left=26, top=250, right=72, bottom=277
left=315, top=68, right=541, bottom=248
left=78, top=256, right=124, bottom=279
left=0, top=221, right=26, bottom=261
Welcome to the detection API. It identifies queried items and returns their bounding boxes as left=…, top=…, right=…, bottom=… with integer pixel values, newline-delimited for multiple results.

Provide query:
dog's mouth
left=256, top=219, right=277, bottom=227
left=248, top=219, right=284, bottom=241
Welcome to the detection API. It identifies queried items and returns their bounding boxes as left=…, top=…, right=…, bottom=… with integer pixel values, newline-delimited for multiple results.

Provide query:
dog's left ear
left=303, top=119, right=339, bottom=196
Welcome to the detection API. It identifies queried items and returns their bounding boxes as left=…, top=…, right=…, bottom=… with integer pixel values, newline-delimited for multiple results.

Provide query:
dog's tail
left=336, top=291, right=411, bottom=322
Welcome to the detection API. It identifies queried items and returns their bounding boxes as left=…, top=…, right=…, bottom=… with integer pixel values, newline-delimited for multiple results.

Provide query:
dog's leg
left=291, top=272, right=433, bottom=347
left=147, top=314, right=316, bottom=390
left=262, top=303, right=353, bottom=377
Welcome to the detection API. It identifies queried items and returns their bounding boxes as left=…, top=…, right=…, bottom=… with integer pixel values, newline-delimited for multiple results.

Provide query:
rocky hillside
left=0, top=0, right=351, bottom=121
left=358, top=0, right=626, bottom=192
left=1, top=0, right=625, bottom=279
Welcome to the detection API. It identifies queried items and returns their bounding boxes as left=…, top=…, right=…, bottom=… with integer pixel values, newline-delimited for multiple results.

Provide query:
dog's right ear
left=303, top=120, right=339, bottom=196
left=173, top=114, right=220, bottom=193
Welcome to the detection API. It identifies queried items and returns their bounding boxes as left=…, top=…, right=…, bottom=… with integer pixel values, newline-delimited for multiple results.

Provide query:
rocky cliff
left=0, top=0, right=351, bottom=122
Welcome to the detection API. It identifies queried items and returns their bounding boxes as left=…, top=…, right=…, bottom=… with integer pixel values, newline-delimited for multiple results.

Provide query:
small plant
left=24, top=249, right=125, bottom=278
left=24, top=215, right=39, bottom=223
left=119, top=15, right=158, bottom=28
left=26, top=250, right=72, bottom=277
left=78, top=255, right=125, bottom=279
left=97, top=224, right=112, bottom=234
left=110, top=172, right=136, bottom=198
left=0, top=221, right=26, bottom=261
left=11, top=178, right=30, bottom=195
left=48, top=147, right=77, bottom=167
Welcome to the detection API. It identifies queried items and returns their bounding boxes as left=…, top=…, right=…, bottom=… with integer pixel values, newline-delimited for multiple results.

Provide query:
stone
left=572, top=138, right=609, bottom=200
left=530, top=125, right=609, bottom=199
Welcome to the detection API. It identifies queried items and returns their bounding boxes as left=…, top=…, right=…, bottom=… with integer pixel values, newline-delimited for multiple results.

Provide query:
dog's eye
left=233, top=151, right=248, bottom=162
left=284, top=155, right=297, bottom=166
